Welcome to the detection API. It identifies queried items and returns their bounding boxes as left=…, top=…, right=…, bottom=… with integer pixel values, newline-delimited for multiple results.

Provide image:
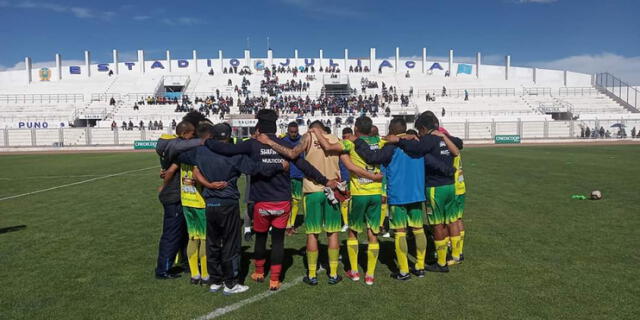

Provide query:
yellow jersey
left=341, top=136, right=384, bottom=196
left=180, top=164, right=206, bottom=208
left=453, top=156, right=466, bottom=195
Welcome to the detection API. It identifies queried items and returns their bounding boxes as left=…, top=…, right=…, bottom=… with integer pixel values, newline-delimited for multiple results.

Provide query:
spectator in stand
left=121, top=121, right=127, bottom=130
left=632, top=127, right=637, bottom=138
left=172, top=119, right=177, bottom=130
left=139, top=121, right=145, bottom=130
left=585, top=127, right=591, bottom=138
left=159, top=121, right=164, bottom=130
left=599, top=127, right=605, bottom=138
left=110, top=97, right=116, bottom=106
left=133, top=103, right=139, bottom=111
left=442, top=107, right=446, bottom=118
left=580, top=127, right=585, bottom=138
left=442, top=86, right=447, bottom=97
left=445, top=70, right=450, bottom=77
left=128, top=120, right=134, bottom=131
left=111, top=121, right=117, bottom=131
left=464, top=90, right=469, bottom=101
left=148, top=120, right=154, bottom=130
left=154, top=120, right=159, bottom=130
left=108, top=70, right=114, bottom=77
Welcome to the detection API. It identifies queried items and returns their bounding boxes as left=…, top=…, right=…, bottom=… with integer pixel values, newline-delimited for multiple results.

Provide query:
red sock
left=270, top=264, right=282, bottom=281
left=254, top=259, right=266, bottom=275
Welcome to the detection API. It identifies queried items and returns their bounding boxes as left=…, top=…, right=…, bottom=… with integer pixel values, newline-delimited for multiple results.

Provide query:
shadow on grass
left=0, top=225, right=26, bottom=234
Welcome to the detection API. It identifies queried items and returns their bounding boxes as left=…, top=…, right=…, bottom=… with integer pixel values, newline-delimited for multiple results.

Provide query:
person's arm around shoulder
left=159, top=163, right=179, bottom=192
left=256, top=132, right=310, bottom=160
left=431, top=131, right=460, bottom=156
left=354, top=139, right=395, bottom=166
left=193, top=166, right=228, bottom=190
left=293, top=157, right=336, bottom=188
left=339, top=154, right=383, bottom=182
left=312, top=128, right=344, bottom=152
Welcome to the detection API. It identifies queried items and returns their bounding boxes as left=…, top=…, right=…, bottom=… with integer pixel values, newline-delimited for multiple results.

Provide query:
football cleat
left=269, top=280, right=281, bottom=291
left=412, top=269, right=426, bottom=278
left=328, top=275, right=343, bottom=285
left=250, top=272, right=265, bottom=283
left=391, top=272, right=411, bottom=281
left=209, top=283, right=223, bottom=293
left=345, top=270, right=360, bottom=281
left=223, top=284, right=250, bottom=295
left=303, top=276, right=318, bottom=286
left=425, top=263, right=450, bottom=273
left=365, top=275, right=375, bottom=285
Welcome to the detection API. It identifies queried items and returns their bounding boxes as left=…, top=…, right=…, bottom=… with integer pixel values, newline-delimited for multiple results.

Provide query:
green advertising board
left=494, top=135, right=521, bottom=144
left=133, top=140, right=158, bottom=149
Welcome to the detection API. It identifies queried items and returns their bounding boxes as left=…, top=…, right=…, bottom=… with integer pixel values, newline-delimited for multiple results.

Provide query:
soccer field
left=1, top=145, right=639, bottom=319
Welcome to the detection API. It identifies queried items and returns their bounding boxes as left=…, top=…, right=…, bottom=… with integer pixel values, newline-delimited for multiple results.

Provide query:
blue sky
left=1, top=0, right=639, bottom=83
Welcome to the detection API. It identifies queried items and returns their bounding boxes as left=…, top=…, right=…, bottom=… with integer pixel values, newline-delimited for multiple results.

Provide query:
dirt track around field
left=1, top=139, right=639, bottom=155
left=466, top=140, right=640, bottom=148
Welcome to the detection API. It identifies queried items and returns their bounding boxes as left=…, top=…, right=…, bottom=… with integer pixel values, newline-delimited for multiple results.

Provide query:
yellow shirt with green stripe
left=453, top=156, right=466, bottom=195
left=341, top=136, right=385, bottom=196
left=180, top=164, right=206, bottom=208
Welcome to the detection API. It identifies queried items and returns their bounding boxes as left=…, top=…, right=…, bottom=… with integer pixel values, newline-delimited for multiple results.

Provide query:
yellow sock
left=347, top=239, right=359, bottom=272
left=307, top=250, right=318, bottom=278
left=186, top=239, right=199, bottom=277
left=198, top=239, right=208, bottom=279
left=450, top=235, right=462, bottom=259
left=341, top=200, right=349, bottom=225
left=328, top=248, right=340, bottom=278
left=414, top=229, right=427, bottom=270
left=366, top=243, right=379, bottom=277
left=394, top=232, right=409, bottom=275
left=435, top=237, right=449, bottom=267
left=460, top=230, right=465, bottom=254
left=288, top=198, right=299, bottom=228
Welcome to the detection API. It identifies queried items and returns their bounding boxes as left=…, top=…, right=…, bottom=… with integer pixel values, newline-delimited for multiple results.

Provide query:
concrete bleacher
left=2, top=51, right=638, bottom=147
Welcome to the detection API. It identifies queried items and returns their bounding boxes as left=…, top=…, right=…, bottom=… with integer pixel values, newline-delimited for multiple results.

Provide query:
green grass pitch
left=1, top=145, right=639, bottom=319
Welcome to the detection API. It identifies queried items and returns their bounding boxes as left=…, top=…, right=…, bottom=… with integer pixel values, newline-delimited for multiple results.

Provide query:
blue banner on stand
left=457, top=64, right=472, bottom=74
left=165, top=92, right=182, bottom=99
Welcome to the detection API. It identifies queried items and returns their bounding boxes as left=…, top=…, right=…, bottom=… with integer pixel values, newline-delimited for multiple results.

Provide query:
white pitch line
left=0, top=173, right=156, bottom=180
left=0, top=166, right=157, bottom=202
left=195, top=276, right=304, bottom=320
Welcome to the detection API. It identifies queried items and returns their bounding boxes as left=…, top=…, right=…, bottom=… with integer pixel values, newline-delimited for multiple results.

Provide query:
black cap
left=212, top=123, right=231, bottom=140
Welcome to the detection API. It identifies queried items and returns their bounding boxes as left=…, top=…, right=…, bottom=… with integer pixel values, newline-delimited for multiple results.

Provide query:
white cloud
left=280, top=0, right=362, bottom=17
left=529, top=53, right=640, bottom=85
left=161, top=17, right=205, bottom=26
left=133, top=15, right=151, bottom=21
left=1, top=59, right=87, bottom=71
left=3, top=1, right=102, bottom=19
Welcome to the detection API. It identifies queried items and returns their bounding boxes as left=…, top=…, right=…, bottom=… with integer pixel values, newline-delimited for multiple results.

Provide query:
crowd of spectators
left=237, top=94, right=384, bottom=117
left=580, top=126, right=638, bottom=139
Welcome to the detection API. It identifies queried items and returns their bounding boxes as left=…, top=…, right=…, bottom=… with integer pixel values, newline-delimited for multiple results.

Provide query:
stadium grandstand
left=1, top=48, right=639, bottom=148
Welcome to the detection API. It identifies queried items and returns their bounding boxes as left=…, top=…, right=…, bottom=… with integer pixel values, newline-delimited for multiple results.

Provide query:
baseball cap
left=212, top=123, right=231, bottom=140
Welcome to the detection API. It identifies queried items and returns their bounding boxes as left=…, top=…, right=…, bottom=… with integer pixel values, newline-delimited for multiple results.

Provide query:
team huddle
left=153, top=109, right=467, bottom=295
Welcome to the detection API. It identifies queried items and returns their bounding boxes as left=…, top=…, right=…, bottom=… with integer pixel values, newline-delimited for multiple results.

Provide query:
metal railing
left=0, top=93, right=85, bottom=104
left=523, top=87, right=552, bottom=96
left=417, top=88, right=517, bottom=98
left=595, top=72, right=639, bottom=112
left=558, top=87, right=599, bottom=96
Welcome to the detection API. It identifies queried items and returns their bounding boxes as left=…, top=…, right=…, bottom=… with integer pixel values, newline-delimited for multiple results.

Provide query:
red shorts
left=253, top=201, right=291, bottom=232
